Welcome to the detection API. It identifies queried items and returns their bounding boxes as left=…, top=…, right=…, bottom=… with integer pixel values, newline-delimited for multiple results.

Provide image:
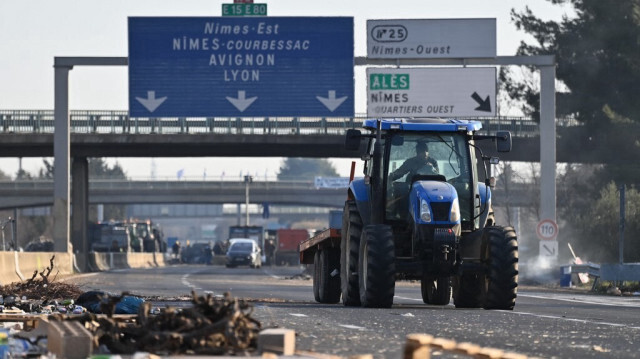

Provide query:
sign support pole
left=52, top=57, right=128, bottom=255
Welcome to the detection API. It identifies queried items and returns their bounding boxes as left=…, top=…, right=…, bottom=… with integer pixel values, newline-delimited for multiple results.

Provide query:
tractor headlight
left=420, top=199, right=432, bottom=222
left=450, top=199, right=460, bottom=222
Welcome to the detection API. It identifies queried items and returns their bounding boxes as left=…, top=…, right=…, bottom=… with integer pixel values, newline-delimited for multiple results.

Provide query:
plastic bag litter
left=76, top=291, right=145, bottom=315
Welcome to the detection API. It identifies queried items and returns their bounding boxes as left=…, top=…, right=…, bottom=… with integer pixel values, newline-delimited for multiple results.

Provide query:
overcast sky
left=0, top=0, right=573, bottom=180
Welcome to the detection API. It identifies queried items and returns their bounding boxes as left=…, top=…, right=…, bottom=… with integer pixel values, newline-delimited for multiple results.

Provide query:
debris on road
left=49, top=290, right=261, bottom=356
left=0, top=255, right=84, bottom=303
left=404, top=333, right=530, bottom=359
left=0, top=257, right=263, bottom=358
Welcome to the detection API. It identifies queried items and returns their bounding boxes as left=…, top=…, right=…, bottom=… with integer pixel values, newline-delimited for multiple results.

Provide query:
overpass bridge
left=0, top=179, right=537, bottom=210
left=2, top=110, right=636, bottom=164
left=0, top=111, right=546, bottom=160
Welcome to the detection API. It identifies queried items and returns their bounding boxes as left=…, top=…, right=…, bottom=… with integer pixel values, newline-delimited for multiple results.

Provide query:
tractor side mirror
left=495, top=131, right=512, bottom=152
left=345, top=129, right=362, bottom=151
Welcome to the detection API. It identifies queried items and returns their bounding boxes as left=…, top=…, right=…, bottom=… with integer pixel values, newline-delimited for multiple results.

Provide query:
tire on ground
left=317, top=247, right=341, bottom=303
left=422, top=276, right=451, bottom=305
left=313, top=250, right=321, bottom=302
left=452, top=273, right=484, bottom=308
left=482, top=226, right=518, bottom=310
left=341, top=200, right=362, bottom=306
left=358, top=224, right=395, bottom=308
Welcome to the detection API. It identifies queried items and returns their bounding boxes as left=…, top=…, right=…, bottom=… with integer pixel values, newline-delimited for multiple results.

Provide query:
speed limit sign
left=537, top=219, right=558, bottom=241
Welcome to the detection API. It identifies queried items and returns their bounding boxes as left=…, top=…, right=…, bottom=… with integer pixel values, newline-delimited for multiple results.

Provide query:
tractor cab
left=383, top=132, right=476, bottom=231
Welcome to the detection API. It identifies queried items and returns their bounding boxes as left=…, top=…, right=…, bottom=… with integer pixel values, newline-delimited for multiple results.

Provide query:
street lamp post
left=244, top=175, right=253, bottom=226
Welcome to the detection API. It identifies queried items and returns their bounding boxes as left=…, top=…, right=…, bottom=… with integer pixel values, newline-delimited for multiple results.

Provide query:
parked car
left=225, top=239, right=261, bottom=268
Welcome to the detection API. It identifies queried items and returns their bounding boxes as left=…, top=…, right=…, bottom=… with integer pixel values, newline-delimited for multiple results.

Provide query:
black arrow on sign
left=471, top=92, right=492, bottom=112
left=542, top=244, right=556, bottom=256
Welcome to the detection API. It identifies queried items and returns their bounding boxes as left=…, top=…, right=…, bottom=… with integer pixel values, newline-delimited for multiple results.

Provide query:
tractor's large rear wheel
left=316, top=248, right=341, bottom=304
left=341, top=200, right=362, bottom=306
left=482, top=226, right=518, bottom=310
left=358, top=224, right=395, bottom=308
left=421, top=276, right=451, bottom=305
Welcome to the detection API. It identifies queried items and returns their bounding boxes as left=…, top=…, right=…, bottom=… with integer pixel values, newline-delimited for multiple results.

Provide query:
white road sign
left=367, top=18, right=496, bottom=59
left=366, top=67, right=496, bottom=118
left=537, top=219, right=559, bottom=241
left=539, top=240, right=559, bottom=257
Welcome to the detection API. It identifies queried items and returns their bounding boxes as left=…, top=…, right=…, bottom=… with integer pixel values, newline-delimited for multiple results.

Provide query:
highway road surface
left=64, top=264, right=640, bottom=358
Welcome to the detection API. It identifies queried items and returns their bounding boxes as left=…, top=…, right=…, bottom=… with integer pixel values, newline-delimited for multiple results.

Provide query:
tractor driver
left=389, top=141, right=439, bottom=183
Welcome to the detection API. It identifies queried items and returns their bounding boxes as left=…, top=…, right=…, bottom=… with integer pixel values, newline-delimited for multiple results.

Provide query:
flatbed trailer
left=298, top=227, right=343, bottom=304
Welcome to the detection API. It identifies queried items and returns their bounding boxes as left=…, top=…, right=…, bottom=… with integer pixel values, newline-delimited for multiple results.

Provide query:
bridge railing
left=0, top=179, right=330, bottom=191
left=0, top=110, right=578, bottom=137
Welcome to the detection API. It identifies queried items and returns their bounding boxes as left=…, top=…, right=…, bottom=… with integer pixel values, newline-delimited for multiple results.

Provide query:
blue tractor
left=341, top=118, right=518, bottom=309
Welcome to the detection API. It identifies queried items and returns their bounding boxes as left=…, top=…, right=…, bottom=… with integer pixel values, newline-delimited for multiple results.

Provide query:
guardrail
left=0, top=110, right=576, bottom=137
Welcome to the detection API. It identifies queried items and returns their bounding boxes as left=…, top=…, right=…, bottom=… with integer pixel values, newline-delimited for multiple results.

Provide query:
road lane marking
left=262, top=269, right=282, bottom=279
left=519, top=293, right=640, bottom=308
left=181, top=274, right=193, bottom=288
left=394, top=296, right=422, bottom=301
left=338, top=324, right=366, bottom=330
left=289, top=313, right=308, bottom=317
left=508, top=310, right=640, bottom=330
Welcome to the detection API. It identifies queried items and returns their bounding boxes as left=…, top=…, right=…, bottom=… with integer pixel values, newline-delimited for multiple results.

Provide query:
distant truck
left=91, top=224, right=130, bottom=252
left=275, top=229, right=309, bottom=265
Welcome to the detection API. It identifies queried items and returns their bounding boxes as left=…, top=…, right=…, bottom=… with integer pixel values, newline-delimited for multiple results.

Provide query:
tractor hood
left=411, top=180, right=457, bottom=202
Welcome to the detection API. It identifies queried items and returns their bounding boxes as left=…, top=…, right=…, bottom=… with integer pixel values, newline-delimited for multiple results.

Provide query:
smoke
left=519, top=254, right=560, bottom=285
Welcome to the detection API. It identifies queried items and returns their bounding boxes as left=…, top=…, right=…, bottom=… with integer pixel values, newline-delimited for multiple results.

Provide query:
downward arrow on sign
left=542, top=244, right=556, bottom=256
left=471, top=92, right=492, bottom=112
left=316, top=90, right=347, bottom=112
left=226, top=90, right=257, bottom=112
left=136, top=91, right=167, bottom=113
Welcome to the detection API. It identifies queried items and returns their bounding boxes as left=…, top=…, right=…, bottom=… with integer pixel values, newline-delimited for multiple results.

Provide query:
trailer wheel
left=316, top=248, right=341, bottom=303
left=313, top=250, right=321, bottom=302
left=452, top=273, right=484, bottom=308
left=358, top=224, right=395, bottom=308
left=482, top=226, right=518, bottom=310
left=421, top=276, right=451, bottom=305
left=341, top=200, right=362, bottom=306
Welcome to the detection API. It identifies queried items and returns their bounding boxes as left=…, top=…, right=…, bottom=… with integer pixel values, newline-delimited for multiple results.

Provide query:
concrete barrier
left=86, top=252, right=110, bottom=272
left=111, top=253, right=129, bottom=269
left=0, top=250, right=168, bottom=284
left=0, top=252, right=18, bottom=285
left=128, top=252, right=157, bottom=268
left=17, top=252, right=73, bottom=280
left=0, top=252, right=74, bottom=285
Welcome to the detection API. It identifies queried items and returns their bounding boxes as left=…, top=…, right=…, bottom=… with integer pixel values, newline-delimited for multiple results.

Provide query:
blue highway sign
left=128, top=17, right=354, bottom=117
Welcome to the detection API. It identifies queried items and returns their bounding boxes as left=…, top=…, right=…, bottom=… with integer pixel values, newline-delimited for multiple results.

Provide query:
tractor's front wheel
left=421, top=276, right=451, bottom=305
left=358, top=224, right=395, bottom=308
left=341, top=200, right=362, bottom=306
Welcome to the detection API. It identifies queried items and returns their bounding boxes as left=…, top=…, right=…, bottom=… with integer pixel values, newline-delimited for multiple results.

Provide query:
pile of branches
left=0, top=255, right=83, bottom=300
left=56, top=291, right=262, bottom=356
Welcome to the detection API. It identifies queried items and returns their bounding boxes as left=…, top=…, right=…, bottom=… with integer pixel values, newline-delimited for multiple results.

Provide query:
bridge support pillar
left=71, top=157, right=89, bottom=269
